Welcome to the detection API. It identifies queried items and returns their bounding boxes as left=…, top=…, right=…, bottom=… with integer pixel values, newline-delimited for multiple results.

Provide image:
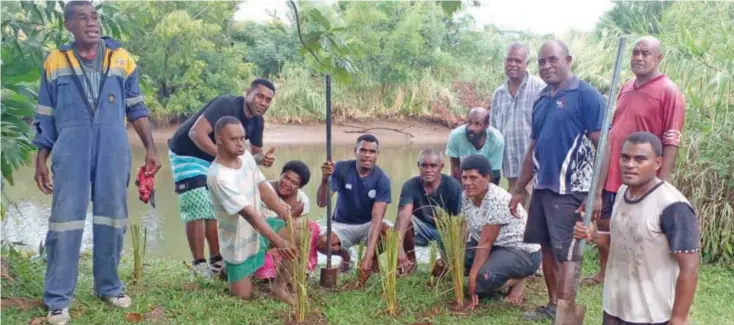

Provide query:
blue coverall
left=31, top=37, right=149, bottom=310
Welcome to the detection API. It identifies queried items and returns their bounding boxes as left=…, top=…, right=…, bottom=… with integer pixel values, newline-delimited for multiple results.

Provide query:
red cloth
left=604, top=75, right=686, bottom=193
left=135, top=165, right=156, bottom=204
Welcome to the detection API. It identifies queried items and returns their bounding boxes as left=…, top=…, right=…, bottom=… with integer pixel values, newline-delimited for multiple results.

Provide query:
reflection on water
left=3, top=142, right=462, bottom=264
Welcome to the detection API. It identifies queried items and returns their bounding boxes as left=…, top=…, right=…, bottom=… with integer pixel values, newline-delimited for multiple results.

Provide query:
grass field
left=2, top=246, right=733, bottom=325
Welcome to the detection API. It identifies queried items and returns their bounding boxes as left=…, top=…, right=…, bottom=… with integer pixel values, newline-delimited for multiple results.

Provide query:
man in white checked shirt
left=490, top=43, right=546, bottom=210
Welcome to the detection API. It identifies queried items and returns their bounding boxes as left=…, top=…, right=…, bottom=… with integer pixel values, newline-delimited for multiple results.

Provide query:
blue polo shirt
left=330, top=160, right=392, bottom=224
left=531, top=77, right=605, bottom=195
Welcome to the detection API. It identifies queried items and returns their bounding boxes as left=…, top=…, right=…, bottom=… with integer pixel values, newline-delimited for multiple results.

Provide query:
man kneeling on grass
left=207, top=116, right=299, bottom=303
left=316, top=134, right=392, bottom=278
left=395, top=148, right=462, bottom=275
left=460, top=154, right=541, bottom=308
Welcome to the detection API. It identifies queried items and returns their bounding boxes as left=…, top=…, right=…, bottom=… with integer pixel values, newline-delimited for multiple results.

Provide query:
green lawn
left=2, top=246, right=732, bottom=325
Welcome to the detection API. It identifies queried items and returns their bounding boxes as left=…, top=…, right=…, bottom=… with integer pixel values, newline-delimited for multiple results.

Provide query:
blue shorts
left=412, top=216, right=441, bottom=247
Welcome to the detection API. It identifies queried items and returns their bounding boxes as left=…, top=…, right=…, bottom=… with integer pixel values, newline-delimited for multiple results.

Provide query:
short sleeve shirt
left=446, top=125, right=505, bottom=173
left=330, top=160, right=391, bottom=224
left=260, top=182, right=311, bottom=218
left=604, top=75, right=686, bottom=193
left=207, top=152, right=266, bottom=264
left=490, top=73, right=546, bottom=178
left=461, top=184, right=540, bottom=253
left=398, top=174, right=462, bottom=228
left=531, top=77, right=606, bottom=194
left=604, top=182, right=700, bottom=323
left=169, top=95, right=264, bottom=161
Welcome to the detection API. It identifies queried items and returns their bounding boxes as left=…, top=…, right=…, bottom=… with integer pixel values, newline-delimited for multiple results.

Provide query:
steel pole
left=325, top=74, right=333, bottom=269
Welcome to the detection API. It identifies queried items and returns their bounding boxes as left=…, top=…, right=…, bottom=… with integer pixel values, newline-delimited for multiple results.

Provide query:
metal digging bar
left=554, top=36, right=627, bottom=325
left=320, top=74, right=338, bottom=288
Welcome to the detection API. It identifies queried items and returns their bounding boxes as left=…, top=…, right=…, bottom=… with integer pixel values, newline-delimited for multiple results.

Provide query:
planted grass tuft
left=434, top=211, right=468, bottom=310
left=378, top=229, right=400, bottom=316
left=286, top=216, right=312, bottom=323
left=130, top=223, right=147, bottom=282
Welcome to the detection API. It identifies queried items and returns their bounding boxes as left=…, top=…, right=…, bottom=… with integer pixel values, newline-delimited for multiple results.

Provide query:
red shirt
left=604, top=75, right=686, bottom=193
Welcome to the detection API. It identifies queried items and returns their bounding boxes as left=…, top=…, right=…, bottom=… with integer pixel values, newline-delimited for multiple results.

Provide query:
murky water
left=3, top=141, right=483, bottom=264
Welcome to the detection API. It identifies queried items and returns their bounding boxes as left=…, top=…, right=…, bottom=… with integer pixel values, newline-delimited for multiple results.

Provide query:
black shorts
left=523, top=189, right=586, bottom=262
left=600, top=190, right=617, bottom=220
left=603, top=312, right=667, bottom=325
left=464, top=240, right=541, bottom=296
left=491, top=170, right=501, bottom=185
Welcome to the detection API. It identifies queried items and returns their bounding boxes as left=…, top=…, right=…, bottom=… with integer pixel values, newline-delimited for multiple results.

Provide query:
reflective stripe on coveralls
left=31, top=37, right=149, bottom=310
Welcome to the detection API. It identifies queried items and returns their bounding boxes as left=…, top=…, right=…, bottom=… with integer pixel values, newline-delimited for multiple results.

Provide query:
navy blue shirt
left=168, top=95, right=264, bottom=162
left=398, top=174, right=462, bottom=228
left=531, top=77, right=605, bottom=194
left=330, top=160, right=391, bottom=224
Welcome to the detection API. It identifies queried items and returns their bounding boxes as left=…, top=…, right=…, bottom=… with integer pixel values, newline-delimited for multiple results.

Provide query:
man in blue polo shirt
left=508, top=40, right=606, bottom=321
left=316, top=134, right=392, bottom=278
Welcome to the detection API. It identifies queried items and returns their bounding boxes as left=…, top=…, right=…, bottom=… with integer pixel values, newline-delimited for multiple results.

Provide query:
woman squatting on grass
left=256, top=161, right=320, bottom=280
left=206, top=116, right=301, bottom=303
left=460, top=154, right=542, bottom=309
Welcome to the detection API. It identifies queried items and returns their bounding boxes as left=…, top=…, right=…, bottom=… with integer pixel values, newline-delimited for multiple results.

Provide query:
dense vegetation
left=1, top=1, right=732, bottom=264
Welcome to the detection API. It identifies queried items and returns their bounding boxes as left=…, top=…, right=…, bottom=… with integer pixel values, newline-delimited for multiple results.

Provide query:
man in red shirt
left=580, top=36, right=686, bottom=285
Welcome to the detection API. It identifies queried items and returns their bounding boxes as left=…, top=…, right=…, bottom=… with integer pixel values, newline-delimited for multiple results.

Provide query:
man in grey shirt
left=72, top=39, right=106, bottom=110
left=490, top=43, right=546, bottom=209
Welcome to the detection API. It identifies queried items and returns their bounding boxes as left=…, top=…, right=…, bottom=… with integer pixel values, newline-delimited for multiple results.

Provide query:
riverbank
left=2, top=245, right=732, bottom=325
left=134, top=118, right=454, bottom=148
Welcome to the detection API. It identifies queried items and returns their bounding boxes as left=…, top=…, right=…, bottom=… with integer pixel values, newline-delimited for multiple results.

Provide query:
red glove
left=135, top=164, right=155, bottom=204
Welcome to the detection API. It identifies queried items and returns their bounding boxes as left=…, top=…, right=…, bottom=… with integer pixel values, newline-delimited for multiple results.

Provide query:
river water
left=2, top=141, right=478, bottom=264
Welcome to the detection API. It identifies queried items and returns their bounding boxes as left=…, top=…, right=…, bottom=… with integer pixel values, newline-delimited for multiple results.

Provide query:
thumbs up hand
left=263, top=146, right=276, bottom=167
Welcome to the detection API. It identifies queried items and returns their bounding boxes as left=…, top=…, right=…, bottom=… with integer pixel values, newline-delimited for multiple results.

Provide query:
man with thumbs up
left=167, top=78, right=278, bottom=279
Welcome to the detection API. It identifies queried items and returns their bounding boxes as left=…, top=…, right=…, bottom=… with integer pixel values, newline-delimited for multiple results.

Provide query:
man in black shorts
left=509, top=40, right=606, bottom=320
left=167, top=78, right=279, bottom=279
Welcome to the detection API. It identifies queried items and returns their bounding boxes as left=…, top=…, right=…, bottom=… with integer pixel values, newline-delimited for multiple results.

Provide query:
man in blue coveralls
left=31, top=2, right=160, bottom=324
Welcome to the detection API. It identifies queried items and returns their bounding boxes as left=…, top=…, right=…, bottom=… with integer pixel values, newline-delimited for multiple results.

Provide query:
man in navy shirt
left=167, top=78, right=278, bottom=279
left=508, top=40, right=606, bottom=321
left=316, top=134, right=392, bottom=278
left=395, top=148, right=462, bottom=275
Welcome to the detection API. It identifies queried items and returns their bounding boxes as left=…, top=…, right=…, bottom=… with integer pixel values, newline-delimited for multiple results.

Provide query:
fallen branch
left=342, top=126, right=415, bottom=139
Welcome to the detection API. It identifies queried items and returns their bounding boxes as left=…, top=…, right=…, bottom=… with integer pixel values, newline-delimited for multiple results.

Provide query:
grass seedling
left=435, top=211, right=467, bottom=308
left=130, top=223, right=148, bottom=282
left=378, top=229, right=400, bottom=315
left=286, top=216, right=311, bottom=323
left=428, top=240, right=438, bottom=287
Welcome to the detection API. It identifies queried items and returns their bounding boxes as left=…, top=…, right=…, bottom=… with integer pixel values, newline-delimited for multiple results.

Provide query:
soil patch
left=283, top=310, right=328, bottom=325
left=0, top=297, right=42, bottom=311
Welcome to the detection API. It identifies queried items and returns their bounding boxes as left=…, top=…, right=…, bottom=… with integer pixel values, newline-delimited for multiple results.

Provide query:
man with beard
left=395, top=148, right=462, bottom=275
left=509, top=40, right=606, bottom=321
left=578, top=36, right=686, bottom=286
left=574, top=132, right=699, bottom=325
left=446, top=107, right=505, bottom=185
left=490, top=43, right=546, bottom=209
left=316, top=134, right=392, bottom=279
left=167, top=78, right=278, bottom=279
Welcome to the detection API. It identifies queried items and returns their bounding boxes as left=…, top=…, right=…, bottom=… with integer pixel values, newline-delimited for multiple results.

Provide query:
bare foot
left=581, top=274, right=604, bottom=286
left=397, top=260, right=416, bottom=277
left=272, top=282, right=296, bottom=305
left=504, top=280, right=525, bottom=306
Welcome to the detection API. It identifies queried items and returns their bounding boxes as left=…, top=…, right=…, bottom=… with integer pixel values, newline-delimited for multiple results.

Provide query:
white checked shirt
left=490, top=73, right=546, bottom=179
